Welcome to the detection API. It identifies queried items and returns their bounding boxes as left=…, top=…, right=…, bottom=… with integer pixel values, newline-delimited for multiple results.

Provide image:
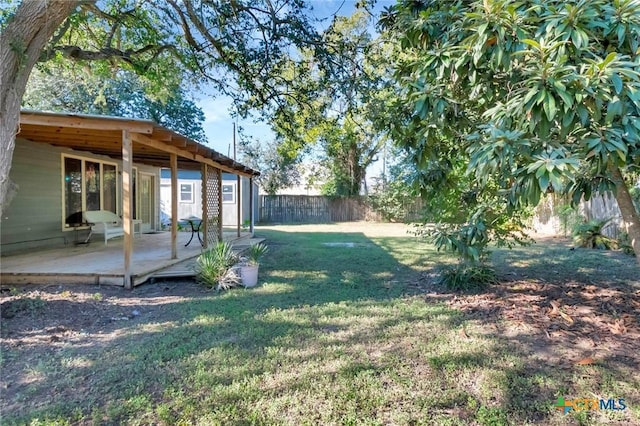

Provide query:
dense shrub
left=572, top=219, right=617, bottom=250
left=196, top=242, right=240, bottom=290
left=437, top=264, right=498, bottom=292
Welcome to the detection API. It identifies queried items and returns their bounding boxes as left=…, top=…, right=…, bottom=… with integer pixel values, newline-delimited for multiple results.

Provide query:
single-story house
left=159, top=169, right=258, bottom=228
left=1, top=110, right=260, bottom=288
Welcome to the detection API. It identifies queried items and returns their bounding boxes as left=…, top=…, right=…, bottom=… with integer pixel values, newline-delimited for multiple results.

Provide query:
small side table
left=180, top=216, right=203, bottom=247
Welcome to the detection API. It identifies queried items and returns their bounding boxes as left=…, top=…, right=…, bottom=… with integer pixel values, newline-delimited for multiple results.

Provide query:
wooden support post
left=170, top=153, right=178, bottom=259
left=237, top=175, right=241, bottom=237
left=201, top=163, right=208, bottom=249
left=218, top=168, right=223, bottom=241
left=122, top=130, right=133, bottom=289
left=249, top=177, right=255, bottom=236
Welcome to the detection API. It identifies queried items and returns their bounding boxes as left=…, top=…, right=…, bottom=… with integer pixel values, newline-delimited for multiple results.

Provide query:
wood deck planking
left=1, top=231, right=256, bottom=287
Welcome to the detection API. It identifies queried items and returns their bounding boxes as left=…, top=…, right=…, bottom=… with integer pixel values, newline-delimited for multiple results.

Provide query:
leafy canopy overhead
left=24, top=64, right=207, bottom=142
left=1, top=0, right=345, bottom=213
left=262, top=9, right=393, bottom=196
left=23, top=0, right=327, bottom=121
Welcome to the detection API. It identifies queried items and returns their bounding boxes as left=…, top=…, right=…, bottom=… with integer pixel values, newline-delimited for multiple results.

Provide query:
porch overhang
left=14, top=110, right=260, bottom=289
left=17, top=110, right=260, bottom=177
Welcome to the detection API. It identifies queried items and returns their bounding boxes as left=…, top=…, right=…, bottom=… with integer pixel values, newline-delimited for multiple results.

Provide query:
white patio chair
left=84, top=210, right=125, bottom=245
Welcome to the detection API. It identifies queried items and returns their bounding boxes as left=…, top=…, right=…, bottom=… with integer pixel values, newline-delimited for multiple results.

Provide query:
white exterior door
left=139, top=173, right=154, bottom=232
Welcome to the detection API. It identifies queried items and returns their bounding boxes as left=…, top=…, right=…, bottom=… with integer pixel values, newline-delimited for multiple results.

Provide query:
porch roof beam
left=17, top=110, right=260, bottom=177
left=131, top=132, right=255, bottom=178
left=168, top=139, right=187, bottom=148
left=20, top=111, right=154, bottom=134
left=151, top=128, right=174, bottom=142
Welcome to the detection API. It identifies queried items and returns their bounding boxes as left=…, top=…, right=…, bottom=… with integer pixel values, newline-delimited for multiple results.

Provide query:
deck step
left=148, top=238, right=265, bottom=282
left=150, top=270, right=196, bottom=279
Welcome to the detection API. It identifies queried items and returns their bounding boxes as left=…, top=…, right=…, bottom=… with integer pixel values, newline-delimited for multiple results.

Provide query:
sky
left=197, top=96, right=252, bottom=159
left=195, top=0, right=394, bottom=176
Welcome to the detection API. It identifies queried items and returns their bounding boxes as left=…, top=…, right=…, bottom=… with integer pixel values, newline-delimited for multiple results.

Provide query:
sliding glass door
left=62, top=155, right=118, bottom=228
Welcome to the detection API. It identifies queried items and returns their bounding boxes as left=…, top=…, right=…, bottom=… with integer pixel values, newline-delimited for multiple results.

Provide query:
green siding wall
left=2, top=139, right=65, bottom=252
left=1, top=139, right=160, bottom=254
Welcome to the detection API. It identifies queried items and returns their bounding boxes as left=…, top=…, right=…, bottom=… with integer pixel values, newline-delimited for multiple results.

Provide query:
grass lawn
left=1, top=223, right=638, bottom=425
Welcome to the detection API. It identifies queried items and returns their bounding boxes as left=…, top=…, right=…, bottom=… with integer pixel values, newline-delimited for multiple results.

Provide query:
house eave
left=17, top=110, right=260, bottom=177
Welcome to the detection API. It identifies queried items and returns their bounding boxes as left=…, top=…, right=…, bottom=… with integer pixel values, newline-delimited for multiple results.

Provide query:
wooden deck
left=0, top=231, right=255, bottom=287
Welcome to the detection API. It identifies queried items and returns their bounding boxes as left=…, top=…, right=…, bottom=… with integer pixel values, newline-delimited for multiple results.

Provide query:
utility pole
left=382, top=140, right=387, bottom=189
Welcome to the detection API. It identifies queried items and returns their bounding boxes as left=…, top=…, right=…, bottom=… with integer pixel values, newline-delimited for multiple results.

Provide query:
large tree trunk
left=0, top=0, right=79, bottom=213
left=611, top=166, right=640, bottom=264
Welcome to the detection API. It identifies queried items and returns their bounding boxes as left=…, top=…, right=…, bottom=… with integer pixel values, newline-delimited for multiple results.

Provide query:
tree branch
left=39, top=44, right=177, bottom=65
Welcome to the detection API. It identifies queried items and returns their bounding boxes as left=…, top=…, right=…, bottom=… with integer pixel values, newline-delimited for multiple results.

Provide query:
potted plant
left=195, top=241, right=240, bottom=291
left=239, top=243, right=268, bottom=287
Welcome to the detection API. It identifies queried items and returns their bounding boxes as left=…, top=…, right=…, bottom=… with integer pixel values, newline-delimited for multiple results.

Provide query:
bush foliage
left=196, top=242, right=240, bottom=291
left=437, top=264, right=499, bottom=292
left=572, top=218, right=617, bottom=250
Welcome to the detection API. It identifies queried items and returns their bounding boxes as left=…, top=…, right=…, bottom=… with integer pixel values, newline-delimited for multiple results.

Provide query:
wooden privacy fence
left=260, top=195, right=329, bottom=223
left=330, top=197, right=383, bottom=222
left=533, top=192, right=625, bottom=237
left=260, top=193, right=630, bottom=235
left=259, top=195, right=385, bottom=223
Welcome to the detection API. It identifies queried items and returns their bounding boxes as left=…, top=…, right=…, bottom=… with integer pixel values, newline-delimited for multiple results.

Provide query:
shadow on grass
left=414, top=332, right=639, bottom=425
left=492, top=236, right=639, bottom=287
left=2, top=229, right=638, bottom=425
left=417, top=237, right=640, bottom=425
left=0, top=228, right=461, bottom=424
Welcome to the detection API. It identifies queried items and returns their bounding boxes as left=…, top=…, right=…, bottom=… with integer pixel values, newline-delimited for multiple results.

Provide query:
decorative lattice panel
left=203, top=165, right=222, bottom=248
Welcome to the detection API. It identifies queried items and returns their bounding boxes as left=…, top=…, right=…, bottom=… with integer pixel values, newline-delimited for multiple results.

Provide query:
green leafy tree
left=319, top=114, right=385, bottom=197
left=369, top=150, right=420, bottom=222
left=382, top=0, right=640, bottom=264
left=24, top=65, right=207, bottom=142
left=271, top=10, right=392, bottom=197
left=1, top=0, right=325, bottom=212
left=239, top=136, right=302, bottom=195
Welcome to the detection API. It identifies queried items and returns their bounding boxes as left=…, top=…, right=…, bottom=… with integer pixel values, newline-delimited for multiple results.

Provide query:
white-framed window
left=180, top=182, right=194, bottom=203
left=62, top=154, right=118, bottom=229
left=222, top=183, right=235, bottom=204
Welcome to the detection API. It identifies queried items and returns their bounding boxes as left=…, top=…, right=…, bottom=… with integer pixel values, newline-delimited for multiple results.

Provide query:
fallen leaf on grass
left=549, top=301, right=574, bottom=324
left=575, top=337, right=596, bottom=349
left=559, top=310, right=574, bottom=324
left=459, top=328, right=470, bottom=339
left=576, top=357, right=595, bottom=366
left=611, top=319, right=627, bottom=335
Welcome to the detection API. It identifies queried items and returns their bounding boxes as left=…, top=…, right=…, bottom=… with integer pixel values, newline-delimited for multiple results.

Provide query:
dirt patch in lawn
left=416, top=236, right=640, bottom=414
left=0, top=280, right=206, bottom=408
left=420, top=277, right=640, bottom=367
left=0, top=280, right=207, bottom=340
